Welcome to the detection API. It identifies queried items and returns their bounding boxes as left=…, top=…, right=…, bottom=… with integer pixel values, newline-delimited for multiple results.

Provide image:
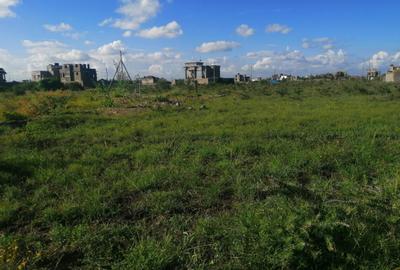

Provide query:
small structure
left=335, top=71, right=349, bottom=80
left=235, top=73, right=250, bottom=84
left=367, top=69, right=380, bottom=80
left=141, top=76, right=160, bottom=86
left=0, top=68, right=7, bottom=83
left=385, top=65, right=400, bottom=83
left=32, top=63, right=63, bottom=82
left=272, top=73, right=297, bottom=81
left=184, top=61, right=221, bottom=85
left=32, top=70, right=51, bottom=82
left=60, top=64, right=97, bottom=87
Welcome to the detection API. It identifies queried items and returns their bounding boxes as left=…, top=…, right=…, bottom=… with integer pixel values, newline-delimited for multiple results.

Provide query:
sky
left=1, top=0, right=400, bottom=81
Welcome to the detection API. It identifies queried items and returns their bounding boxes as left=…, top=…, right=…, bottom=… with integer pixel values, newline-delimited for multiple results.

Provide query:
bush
left=3, top=112, right=28, bottom=122
left=63, top=83, right=84, bottom=91
left=39, top=78, right=63, bottom=91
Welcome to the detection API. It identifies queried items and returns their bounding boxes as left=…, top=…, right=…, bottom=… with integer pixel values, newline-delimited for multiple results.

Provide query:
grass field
left=1, top=81, right=400, bottom=269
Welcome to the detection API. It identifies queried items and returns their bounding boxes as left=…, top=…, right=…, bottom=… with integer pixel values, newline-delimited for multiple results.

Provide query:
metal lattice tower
left=108, top=50, right=133, bottom=90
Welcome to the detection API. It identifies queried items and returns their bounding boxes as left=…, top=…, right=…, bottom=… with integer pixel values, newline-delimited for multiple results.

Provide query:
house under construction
left=184, top=62, right=221, bottom=85
left=0, top=68, right=6, bottom=83
left=60, top=64, right=97, bottom=87
left=385, top=65, right=400, bottom=83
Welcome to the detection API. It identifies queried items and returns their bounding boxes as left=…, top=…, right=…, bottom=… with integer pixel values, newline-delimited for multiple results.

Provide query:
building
left=60, top=64, right=97, bottom=87
left=272, top=73, right=296, bottom=81
left=335, top=71, right=349, bottom=80
left=251, top=77, right=262, bottom=82
left=141, top=76, right=159, bottom=86
left=367, top=69, right=380, bottom=80
left=47, top=63, right=62, bottom=78
left=385, top=65, right=400, bottom=83
left=32, top=63, right=63, bottom=82
left=32, top=70, right=52, bottom=82
left=235, top=73, right=250, bottom=84
left=0, top=68, right=6, bottom=83
left=184, top=62, right=221, bottom=85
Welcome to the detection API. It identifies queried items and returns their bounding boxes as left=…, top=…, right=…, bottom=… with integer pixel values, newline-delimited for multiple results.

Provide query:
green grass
left=1, top=80, right=400, bottom=269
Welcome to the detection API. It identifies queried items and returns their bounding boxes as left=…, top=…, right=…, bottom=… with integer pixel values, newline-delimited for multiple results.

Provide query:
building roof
left=185, top=61, right=204, bottom=66
left=0, top=68, right=6, bottom=74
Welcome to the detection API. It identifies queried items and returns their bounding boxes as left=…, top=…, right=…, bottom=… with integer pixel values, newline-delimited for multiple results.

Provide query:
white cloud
left=84, top=40, right=94, bottom=46
left=123, top=30, right=132, bottom=37
left=21, top=40, right=91, bottom=72
left=148, top=64, right=163, bottom=74
left=196, top=41, right=240, bottom=53
left=99, top=17, right=113, bottom=27
left=249, top=49, right=346, bottom=74
left=361, top=51, right=400, bottom=70
left=137, top=21, right=183, bottom=39
left=112, top=0, right=161, bottom=30
left=95, top=40, right=126, bottom=55
left=266, top=23, right=292, bottom=34
left=0, top=48, right=25, bottom=80
left=43, top=22, right=72, bottom=32
left=0, top=0, right=20, bottom=18
left=90, top=41, right=183, bottom=78
left=307, top=49, right=345, bottom=66
left=236, top=24, right=255, bottom=37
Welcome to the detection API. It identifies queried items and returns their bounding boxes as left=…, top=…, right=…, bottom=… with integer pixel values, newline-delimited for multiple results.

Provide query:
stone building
left=47, top=63, right=62, bottom=78
left=385, top=65, right=400, bottom=83
left=32, top=71, right=51, bottom=82
left=235, top=73, right=250, bottom=84
left=60, top=64, right=97, bottom=87
left=32, top=63, right=63, bottom=82
left=0, top=68, right=6, bottom=83
left=141, top=76, right=159, bottom=86
left=184, top=62, right=221, bottom=85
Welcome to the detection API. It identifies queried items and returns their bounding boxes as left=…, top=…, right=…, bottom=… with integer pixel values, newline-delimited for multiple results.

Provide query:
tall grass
left=1, top=80, right=400, bottom=269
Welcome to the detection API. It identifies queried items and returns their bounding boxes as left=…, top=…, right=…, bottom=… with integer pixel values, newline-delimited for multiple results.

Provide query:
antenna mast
left=108, top=50, right=134, bottom=90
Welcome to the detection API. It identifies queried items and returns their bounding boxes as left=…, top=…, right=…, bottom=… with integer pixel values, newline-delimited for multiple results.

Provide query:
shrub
left=3, top=112, right=28, bottom=122
left=39, top=78, right=63, bottom=91
left=63, top=83, right=84, bottom=91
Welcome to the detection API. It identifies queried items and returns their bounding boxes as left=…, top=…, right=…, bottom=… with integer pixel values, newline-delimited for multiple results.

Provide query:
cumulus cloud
left=137, top=21, right=183, bottom=39
left=148, top=64, right=163, bottom=74
left=43, top=22, right=72, bottom=32
left=112, top=0, right=161, bottom=30
left=266, top=24, right=292, bottom=34
left=236, top=24, right=255, bottom=37
left=0, top=48, right=25, bottom=80
left=21, top=40, right=91, bottom=72
left=361, top=51, right=400, bottom=70
left=0, top=0, right=20, bottom=18
left=249, top=49, right=346, bottom=74
left=196, top=41, right=240, bottom=53
left=307, top=49, right=345, bottom=67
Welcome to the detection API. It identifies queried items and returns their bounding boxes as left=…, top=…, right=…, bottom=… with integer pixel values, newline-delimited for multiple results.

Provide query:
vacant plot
left=1, top=81, right=400, bottom=269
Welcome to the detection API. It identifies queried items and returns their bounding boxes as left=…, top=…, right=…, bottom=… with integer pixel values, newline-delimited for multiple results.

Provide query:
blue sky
left=1, top=0, right=400, bottom=80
